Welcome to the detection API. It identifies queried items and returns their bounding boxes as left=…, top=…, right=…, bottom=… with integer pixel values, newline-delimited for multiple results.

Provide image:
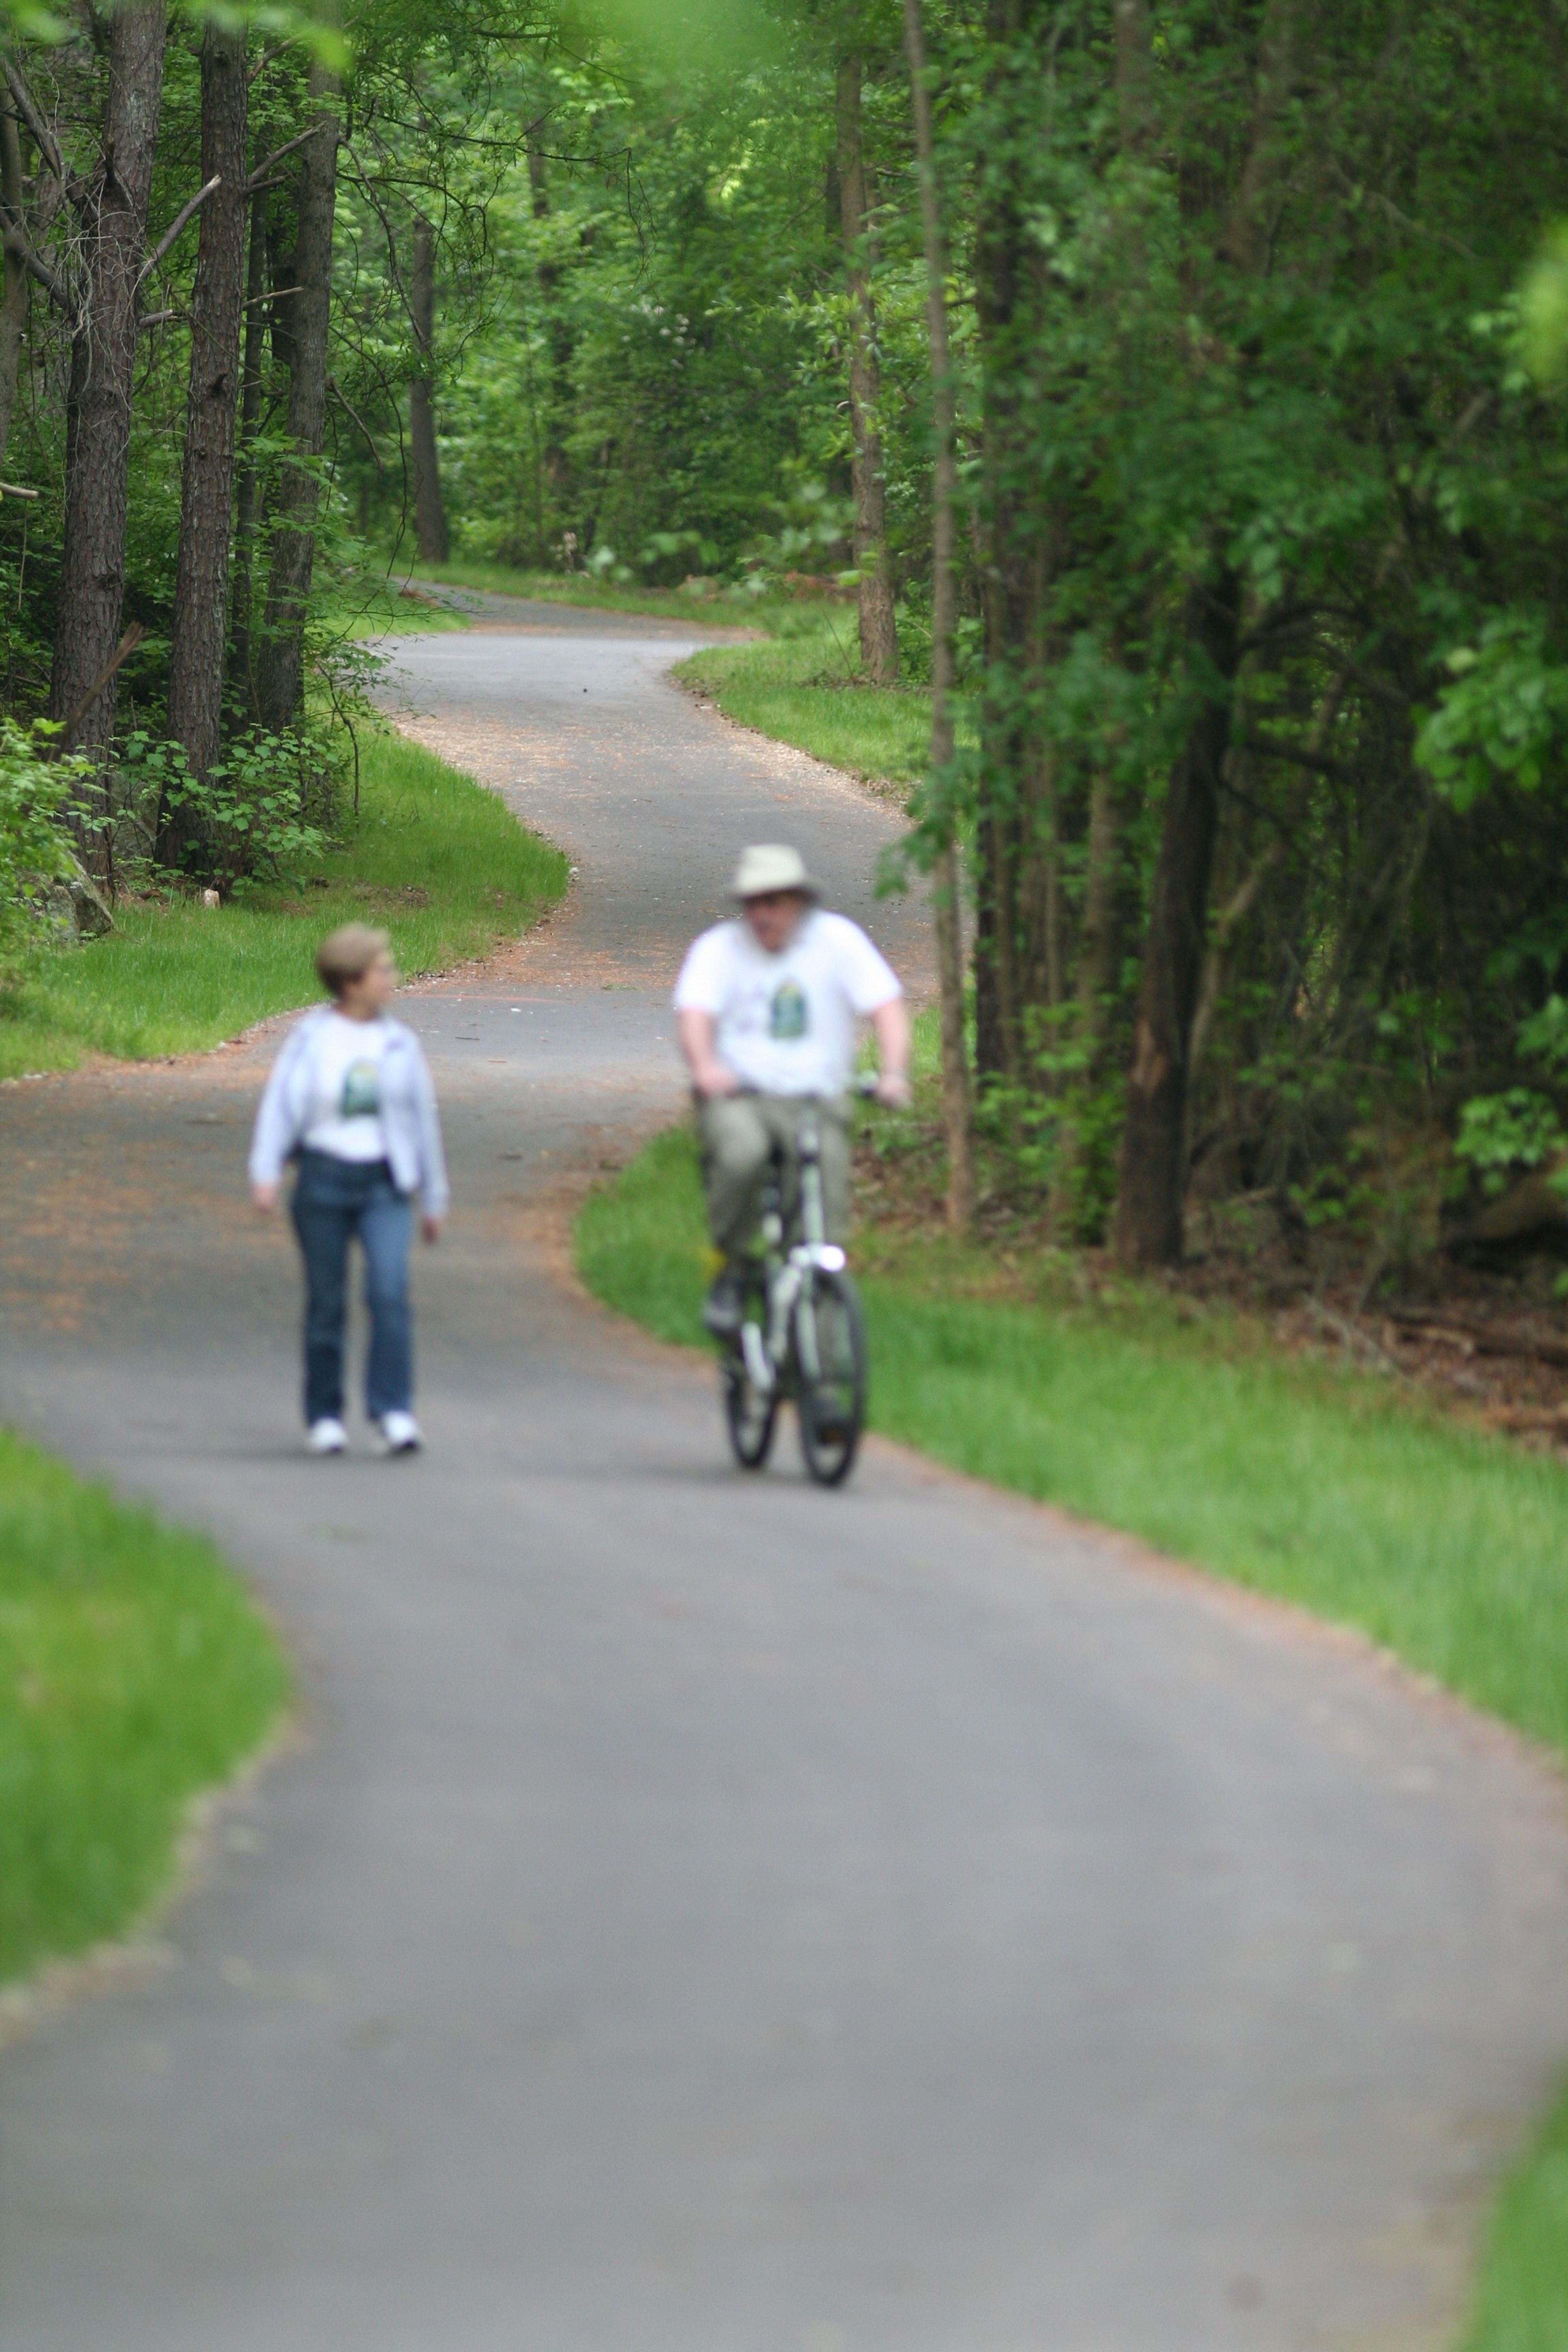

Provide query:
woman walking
left=249, top=925, right=448, bottom=1456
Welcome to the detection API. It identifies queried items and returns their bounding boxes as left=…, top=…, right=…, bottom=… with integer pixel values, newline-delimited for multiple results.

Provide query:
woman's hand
left=422, top=1214, right=443, bottom=1245
left=251, top=1180, right=280, bottom=1214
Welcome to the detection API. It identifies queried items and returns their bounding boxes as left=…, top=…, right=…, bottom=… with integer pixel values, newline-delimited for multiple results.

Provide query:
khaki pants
left=697, top=1092, right=851, bottom=1259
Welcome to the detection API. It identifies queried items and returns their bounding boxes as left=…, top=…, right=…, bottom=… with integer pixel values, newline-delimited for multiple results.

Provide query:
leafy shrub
left=0, top=721, right=89, bottom=979
left=122, top=727, right=335, bottom=897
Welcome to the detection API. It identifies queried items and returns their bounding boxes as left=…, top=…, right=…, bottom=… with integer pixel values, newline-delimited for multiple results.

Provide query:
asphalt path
left=2, top=600, right=1567, bottom=2352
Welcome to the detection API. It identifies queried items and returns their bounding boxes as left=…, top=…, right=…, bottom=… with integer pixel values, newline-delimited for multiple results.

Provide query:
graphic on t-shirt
left=340, top=1059, right=382, bottom=1118
left=770, top=980, right=808, bottom=1041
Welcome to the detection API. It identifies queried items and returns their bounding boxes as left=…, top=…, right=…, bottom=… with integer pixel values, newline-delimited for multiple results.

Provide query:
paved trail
left=2, top=601, right=1567, bottom=2352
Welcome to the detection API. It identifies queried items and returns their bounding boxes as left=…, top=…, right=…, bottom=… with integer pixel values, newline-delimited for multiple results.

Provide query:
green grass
left=0, top=1426, right=288, bottom=1986
left=675, top=612, right=974, bottom=790
left=0, top=729, right=568, bottom=1080
left=1465, top=2091, right=1568, bottom=2350
left=576, top=1120, right=1568, bottom=2350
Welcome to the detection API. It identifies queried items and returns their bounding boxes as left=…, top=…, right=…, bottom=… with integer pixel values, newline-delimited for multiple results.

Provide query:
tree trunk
left=0, top=98, right=29, bottom=465
left=164, top=18, right=248, bottom=843
left=970, top=0, right=1062, bottom=1086
left=49, top=0, right=167, bottom=804
left=254, top=44, right=340, bottom=735
left=230, top=181, right=269, bottom=701
left=835, top=52, right=897, bottom=686
left=902, top=0, right=974, bottom=1232
left=1048, top=764, right=1120, bottom=1236
left=526, top=134, right=574, bottom=532
left=1109, top=0, right=1296, bottom=1268
left=1111, top=572, right=1243, bottom=1267
left=408, top=214, right=449, bottom=565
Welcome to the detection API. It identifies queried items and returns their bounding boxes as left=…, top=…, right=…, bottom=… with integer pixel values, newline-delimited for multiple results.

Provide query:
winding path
left=1, top=596, right=1566, bottom=2352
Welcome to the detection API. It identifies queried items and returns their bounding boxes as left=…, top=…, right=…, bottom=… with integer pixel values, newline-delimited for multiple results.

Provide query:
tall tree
left=903, top=0, right=973, bottom=1229
left=408, top=213, right=449, bottom=564
left=835, top=46, right=896, bottom=684
left=255, top=40, right=341, bottom=734
left=49, top=0, right=168, bottom=793
left=230, top=181, right=270, bottom=699
left=164, top=18, right=248, bottom=831
left=0, top=96, right=29, bottom=466
left=1110, top=0, right=1295, bottom=1270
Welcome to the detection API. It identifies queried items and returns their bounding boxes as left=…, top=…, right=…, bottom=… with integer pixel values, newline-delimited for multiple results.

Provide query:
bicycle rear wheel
left=722, top=1270, right=777, bottom=1470
left=794, top=1266, right=866, bottom=1487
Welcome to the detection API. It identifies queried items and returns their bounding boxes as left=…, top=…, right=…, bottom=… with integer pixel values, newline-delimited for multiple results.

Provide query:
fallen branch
left=1383, top=1305, right=1568, bottom=1371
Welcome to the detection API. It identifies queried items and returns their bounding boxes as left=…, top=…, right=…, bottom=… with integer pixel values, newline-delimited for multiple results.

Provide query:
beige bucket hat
left=729, top=843, right=819, bottom=900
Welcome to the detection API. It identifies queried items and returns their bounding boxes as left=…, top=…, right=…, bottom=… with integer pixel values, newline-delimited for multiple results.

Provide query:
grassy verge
left=674, top=609, right=960, bottom=791
left=0, top=1426, right=288, bottom=1987
left=0, top=729, right=568, bottom=1081
left=574, top=1119, right=1568, bottom=2349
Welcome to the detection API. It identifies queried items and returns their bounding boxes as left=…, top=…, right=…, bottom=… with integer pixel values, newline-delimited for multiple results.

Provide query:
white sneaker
left=306, top=1417, right=347, bottom=1457
left=377, top=1410, right=423, bottom=1455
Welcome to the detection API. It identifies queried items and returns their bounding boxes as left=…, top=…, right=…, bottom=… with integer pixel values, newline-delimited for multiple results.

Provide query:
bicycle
left=718, top=1078, right=880, bottom=1489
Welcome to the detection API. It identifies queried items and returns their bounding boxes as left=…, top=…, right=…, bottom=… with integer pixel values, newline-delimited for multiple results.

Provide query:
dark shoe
left=703, top=1268, right=745, bottom=1338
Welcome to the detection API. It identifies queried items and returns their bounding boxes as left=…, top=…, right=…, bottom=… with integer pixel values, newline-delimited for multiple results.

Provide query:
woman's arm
left=248, top=1026, right=310, bottom=1210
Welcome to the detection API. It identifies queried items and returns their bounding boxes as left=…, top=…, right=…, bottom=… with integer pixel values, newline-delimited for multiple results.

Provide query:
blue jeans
left=290, top=1151, right=414, bottom=1425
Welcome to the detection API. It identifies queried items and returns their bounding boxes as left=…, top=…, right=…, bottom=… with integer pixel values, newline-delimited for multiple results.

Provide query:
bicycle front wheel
left=722, top=1267, right=778, bottom=1472
left=793, top=1266, right=867, bottom=1488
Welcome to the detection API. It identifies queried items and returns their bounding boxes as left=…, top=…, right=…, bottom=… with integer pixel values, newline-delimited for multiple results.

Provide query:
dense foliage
left=6, top=0, right=1568, bottom=1276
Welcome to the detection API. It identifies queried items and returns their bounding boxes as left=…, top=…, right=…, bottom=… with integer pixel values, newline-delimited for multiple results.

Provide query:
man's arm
left=870, top=996, right=912, bottom=1108
left=677, top=1007, right=742, bottom=1098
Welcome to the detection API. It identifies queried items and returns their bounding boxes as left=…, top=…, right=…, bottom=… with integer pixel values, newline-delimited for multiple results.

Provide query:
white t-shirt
left=301, top=1012, right=395, bottom=1162
left=673, top=909, right=901, bottom=1096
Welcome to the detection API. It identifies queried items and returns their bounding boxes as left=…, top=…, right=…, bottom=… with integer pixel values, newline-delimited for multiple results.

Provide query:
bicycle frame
left=738, top=1098, right=847, bottom=1400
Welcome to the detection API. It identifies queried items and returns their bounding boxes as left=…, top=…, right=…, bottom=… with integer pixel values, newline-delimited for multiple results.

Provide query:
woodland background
left=5, top=0, right=1568, bottom=1288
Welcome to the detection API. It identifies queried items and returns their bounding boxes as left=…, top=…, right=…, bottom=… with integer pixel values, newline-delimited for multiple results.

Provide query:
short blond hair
left=316, top=923, right=391, bottom=997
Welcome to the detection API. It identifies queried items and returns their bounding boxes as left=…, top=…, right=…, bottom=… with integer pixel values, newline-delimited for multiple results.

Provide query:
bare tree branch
left=136, top=174, right=221, bottom=289
left=0, top=219, right=69, bottom=312
left=245, top=121, right=336, bottom=192
left=2, top=59, right=64, bottom=187
left=328, top=372, right=385, bottom=470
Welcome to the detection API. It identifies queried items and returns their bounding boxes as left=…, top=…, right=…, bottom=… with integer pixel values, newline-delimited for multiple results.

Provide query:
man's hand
left=875, top=1072, right=913, bottom=1111
left=678, top=1008, right=740, bottom=1099
left=422, top=1214, right=443, bottom=1245
left=251, top=1179, right=280, bottom=1215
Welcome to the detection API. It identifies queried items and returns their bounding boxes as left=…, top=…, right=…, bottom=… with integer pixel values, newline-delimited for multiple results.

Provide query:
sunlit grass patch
left=0, top=729, right=568, bottom=1079
left=0, top=1427, right=288, bottom=1985
left=674, top=619, right=973, bottom=790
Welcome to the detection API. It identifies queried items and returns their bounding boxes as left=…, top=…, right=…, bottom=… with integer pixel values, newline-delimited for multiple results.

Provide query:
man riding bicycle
left=675, top=844, right=912, bottom=1338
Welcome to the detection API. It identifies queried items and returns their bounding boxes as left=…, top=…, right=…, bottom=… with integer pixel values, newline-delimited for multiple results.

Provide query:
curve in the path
left=0, top=606, right=1565, bottom=2352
